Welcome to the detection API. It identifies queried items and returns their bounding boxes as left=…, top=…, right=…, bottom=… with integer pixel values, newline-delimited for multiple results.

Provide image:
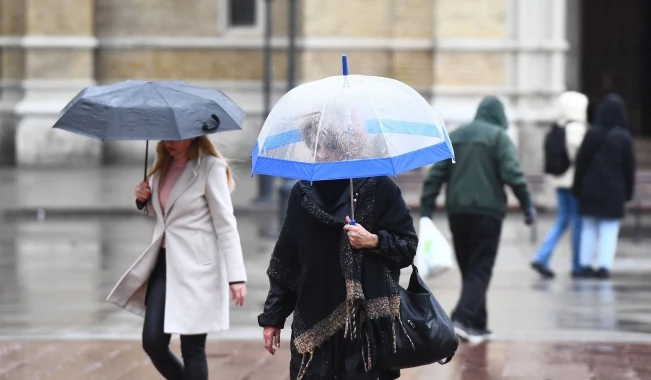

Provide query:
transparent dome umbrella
left=53, top=80, right=245, bottom=180
left=251, top=56, right=455, bottom=223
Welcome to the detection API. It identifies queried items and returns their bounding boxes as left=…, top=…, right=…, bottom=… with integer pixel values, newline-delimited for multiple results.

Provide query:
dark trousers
left=448, top=213, right=502, bottom=330
left=142, top=249, right=208, bottom=380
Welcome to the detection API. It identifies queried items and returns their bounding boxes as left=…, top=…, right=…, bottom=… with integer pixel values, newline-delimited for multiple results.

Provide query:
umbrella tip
left=342, top=55, right=348, bottom=76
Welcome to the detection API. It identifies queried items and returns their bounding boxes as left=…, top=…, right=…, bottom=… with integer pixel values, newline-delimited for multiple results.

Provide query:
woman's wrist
left=368, top=234, right=380, bottom=249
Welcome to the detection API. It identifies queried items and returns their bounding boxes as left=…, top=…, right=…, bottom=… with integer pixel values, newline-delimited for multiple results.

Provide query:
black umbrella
left=53, top=80, right=246, bottom=179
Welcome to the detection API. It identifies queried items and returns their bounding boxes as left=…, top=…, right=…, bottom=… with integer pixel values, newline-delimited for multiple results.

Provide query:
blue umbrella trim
left=261, top=120, right=444, bottom=151
left=251, top=136, right=454, bottom=182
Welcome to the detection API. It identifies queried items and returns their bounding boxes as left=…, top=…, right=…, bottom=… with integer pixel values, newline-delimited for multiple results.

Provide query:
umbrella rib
left=399, top=85, right=455, bottom=162
left=156, top=83, right=241, bottom=124
left=358, top=89, right=396, bottom=177
left=152, top=85, right=182, bottom=140
left=311, top=92, right=335, bottom=179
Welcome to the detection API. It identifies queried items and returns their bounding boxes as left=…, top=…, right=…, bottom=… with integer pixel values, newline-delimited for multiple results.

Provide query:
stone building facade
left=0, top=0, right=622, bottom=189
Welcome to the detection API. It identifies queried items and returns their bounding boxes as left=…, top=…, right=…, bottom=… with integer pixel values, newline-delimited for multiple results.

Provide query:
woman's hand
left=230, top=283, right=247, bottom=306
left=344, top=216, right=379, bottom=250
left=135, top=181, right=152, bottom=202
left=263, top=326, right=281, bottom=355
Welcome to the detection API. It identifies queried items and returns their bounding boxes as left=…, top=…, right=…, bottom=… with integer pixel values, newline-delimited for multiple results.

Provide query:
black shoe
left=575, top=267, right=596, bottom=278
left=595, top=268, right=610, bottom=279
left=531, top=262, right=555, bottom=278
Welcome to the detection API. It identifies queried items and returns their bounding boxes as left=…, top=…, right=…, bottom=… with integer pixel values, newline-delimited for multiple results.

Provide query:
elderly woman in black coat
left=257, top=112, right=418, bottom=380
left=572, top=93, right=636, bottom=279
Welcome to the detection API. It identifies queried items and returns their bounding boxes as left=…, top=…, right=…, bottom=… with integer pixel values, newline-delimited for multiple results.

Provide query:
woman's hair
left=299, top=111, right=364, bottom=156
left=147, top=136, right=235, bottom=193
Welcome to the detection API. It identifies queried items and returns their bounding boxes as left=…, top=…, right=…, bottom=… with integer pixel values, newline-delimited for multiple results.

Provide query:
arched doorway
left=580, top=0, right=651, bottom=166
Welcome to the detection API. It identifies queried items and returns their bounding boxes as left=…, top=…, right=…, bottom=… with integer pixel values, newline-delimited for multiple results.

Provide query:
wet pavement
left=0, top=210, right=650, bottom=378
left=2, top=340, right=651, bottom=379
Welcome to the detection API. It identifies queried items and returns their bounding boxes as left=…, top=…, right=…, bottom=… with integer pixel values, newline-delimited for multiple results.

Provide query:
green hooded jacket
left=420, top=96, right=532, bottom=220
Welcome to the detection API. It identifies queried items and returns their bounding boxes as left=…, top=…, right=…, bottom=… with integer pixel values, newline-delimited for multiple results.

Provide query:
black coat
left=258, top=177, right=417, bottom=380
left=573, top=94, right=636, bottom=219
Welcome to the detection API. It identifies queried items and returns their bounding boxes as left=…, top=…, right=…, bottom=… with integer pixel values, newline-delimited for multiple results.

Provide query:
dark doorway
left=580, top=0, right=651, bottom=136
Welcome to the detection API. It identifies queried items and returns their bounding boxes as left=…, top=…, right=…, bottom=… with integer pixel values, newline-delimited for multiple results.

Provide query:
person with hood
left=572, top=93, right=636, bottom=279
left=420, top=96, right=535, bottom=344
left=531, top=91, right=589, bottom=278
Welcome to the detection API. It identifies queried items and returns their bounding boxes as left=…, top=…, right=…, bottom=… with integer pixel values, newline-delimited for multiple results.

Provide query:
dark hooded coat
left=420, top=96, right=532, bottom=220
left=572, top=94, right=636, bottom=219
left=258, top=177, right=417, bottom=380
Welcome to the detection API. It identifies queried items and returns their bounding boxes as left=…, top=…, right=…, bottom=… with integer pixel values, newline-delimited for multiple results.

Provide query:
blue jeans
left=534, top=188, right=582, bottom=272
left=579, top=217, right=621, bottom=270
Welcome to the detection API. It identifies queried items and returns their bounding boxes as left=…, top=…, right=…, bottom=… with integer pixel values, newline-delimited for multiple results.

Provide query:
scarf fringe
left=296, top=351, right=314, bottom=380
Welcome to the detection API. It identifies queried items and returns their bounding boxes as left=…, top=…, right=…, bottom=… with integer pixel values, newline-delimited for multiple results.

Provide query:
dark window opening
left=229, top=0, right=257, bottom=27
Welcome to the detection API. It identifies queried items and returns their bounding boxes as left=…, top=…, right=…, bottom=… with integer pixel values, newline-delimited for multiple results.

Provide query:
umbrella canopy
left=251, top=60, right=454, bottom=182
left=53, top=80, right=245, bottom=141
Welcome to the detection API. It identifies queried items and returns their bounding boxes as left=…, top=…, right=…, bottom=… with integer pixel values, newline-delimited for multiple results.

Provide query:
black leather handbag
left=380, top=264, right=458, bottom=370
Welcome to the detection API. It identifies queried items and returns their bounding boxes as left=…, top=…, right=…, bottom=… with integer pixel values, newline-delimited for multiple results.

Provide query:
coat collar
left=299, top=178, right=369, bottom=220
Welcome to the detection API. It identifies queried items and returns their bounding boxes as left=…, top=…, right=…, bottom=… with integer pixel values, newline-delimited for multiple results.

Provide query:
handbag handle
left=438, top=355, right=454, bottom=365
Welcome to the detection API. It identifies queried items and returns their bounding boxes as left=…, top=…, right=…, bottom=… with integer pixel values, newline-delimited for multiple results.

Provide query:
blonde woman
left=107, top=136, right=247, bottom=380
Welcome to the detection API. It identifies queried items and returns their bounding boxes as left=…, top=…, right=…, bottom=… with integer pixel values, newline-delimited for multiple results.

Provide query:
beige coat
left=106, top=155, right=247, bottom=335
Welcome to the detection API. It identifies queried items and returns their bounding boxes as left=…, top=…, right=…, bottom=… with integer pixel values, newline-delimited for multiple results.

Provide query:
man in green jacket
left=420, top=96, right=535, bottom=344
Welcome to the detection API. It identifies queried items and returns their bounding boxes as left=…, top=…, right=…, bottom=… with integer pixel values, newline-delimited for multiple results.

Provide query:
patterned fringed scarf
left=268, top=178, right=416, bottom=379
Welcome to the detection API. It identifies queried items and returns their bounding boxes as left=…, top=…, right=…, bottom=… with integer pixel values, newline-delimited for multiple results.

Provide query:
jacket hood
left=557, top=91, right=588, bottom=124
left=474, top=96, right=508, bottom=129
left=594, top=93, right=628, bottom=130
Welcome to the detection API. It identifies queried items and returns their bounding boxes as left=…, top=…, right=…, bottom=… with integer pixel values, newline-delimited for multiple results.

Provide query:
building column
left=512, top=0, right=569, bottom=177
left=14, top=0, right=100, bottom=166
left=0, top=0, right=26, bottom=165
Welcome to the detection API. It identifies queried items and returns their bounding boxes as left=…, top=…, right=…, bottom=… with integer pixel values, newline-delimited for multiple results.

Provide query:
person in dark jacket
left=420, top=96, right=535, bottom=344
left=258, top=112, right=418, bottom=380
left=572, top=93, right=636, bottom=279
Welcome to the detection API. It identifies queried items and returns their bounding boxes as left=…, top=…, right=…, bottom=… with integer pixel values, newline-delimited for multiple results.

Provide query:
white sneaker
left=453, top=321, right=485, bottom=345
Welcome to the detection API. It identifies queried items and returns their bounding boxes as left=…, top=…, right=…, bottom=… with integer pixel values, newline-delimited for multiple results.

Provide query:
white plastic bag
left=416, top=217, right=455, bottom=277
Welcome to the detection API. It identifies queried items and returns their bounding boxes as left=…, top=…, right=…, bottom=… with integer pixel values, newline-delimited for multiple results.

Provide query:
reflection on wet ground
left=0, top=214, right=650, bottom=341
left=0, top=214, right=651, bottom=379
left=1, top=340, right=651, bottom=379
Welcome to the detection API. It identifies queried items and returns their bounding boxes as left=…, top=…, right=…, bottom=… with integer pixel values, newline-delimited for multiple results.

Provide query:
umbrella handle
left=349, top=177, right=356, bottom=225
left=143, top=140, right=149, bottom=181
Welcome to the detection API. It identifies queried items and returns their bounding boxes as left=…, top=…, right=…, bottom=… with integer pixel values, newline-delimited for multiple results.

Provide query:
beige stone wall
left=302, top=0, right=433, bottom=39
left=432, top=0, right=509, bottom=88
left=392, top=0, right=434, bottom=39
left=301, top=50, right=391, bottom=81
left=25, top=50, right=93, bottom=79
left=302, top=0, right=392, bottom=38
left=435, top=52, right=506, bottom=87
left=95, top=0, right=220, bottom=37
left=26, top=0, right=94, bottom=35
left=434, top=0, right=508, bottom=39
left=0, top=0, right=26, bottom=35
left=391, top=51, right=433, bottom=87
left=96, top=49, right=288, bottom=82
left=0, top=49, right=25, bottom=80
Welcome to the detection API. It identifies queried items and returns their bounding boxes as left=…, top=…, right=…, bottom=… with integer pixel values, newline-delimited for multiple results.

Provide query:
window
left=229, top=0, right=257, bottom=27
